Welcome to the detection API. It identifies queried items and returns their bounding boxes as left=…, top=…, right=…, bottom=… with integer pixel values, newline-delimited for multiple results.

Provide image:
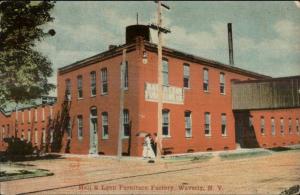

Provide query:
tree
left=0, top=0, right=56, bottom=105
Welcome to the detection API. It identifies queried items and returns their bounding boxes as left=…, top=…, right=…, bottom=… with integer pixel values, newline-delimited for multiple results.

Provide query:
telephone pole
left=117, top=48, right=127, bottom=160
left=149, top=1, right=170, bottom=159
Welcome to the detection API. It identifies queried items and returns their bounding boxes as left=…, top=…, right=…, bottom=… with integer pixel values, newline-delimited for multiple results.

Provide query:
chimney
left=227, top=23, right=234, bottom=66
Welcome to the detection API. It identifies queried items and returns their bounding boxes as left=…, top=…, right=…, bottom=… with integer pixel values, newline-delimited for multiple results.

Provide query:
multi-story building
left=0, top=97, right=56, bottom=151
left=1, top=25, right=299, bottom=156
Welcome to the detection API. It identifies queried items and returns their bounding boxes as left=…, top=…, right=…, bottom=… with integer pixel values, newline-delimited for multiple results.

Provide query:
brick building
left=1, top=25, right=299, bottom=156
left=0, top=97, right=56, bottom=151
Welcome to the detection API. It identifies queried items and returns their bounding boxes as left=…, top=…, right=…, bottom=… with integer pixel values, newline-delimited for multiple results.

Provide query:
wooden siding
left=232, top=77, right=300, bottom=110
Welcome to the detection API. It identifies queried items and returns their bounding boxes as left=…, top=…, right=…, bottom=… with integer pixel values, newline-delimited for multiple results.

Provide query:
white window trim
left=77, top=116, right=83, bottom=140
left=185, top=112, right=192, bottom=138
left=205, top=112, right=211, bottom=137
left=102, top=112, right=109, bottom=139
left=162, top=110, right=171, bottom=138
left=221, top=114, right=227, bottom=136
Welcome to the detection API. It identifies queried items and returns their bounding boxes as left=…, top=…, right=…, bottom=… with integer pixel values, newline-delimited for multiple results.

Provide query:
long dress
left=142, top=136, right=155, bottom=159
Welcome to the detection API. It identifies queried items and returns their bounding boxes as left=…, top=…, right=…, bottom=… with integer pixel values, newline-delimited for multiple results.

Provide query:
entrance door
left=89, top=107, right=98, bottom=154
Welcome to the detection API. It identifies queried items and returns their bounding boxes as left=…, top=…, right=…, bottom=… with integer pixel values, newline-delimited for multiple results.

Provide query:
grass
left=163, top=153, right=213, bottom=163
left=0, top=164, right=54, bottom=182
left=219, top=150, right=271, bottom=160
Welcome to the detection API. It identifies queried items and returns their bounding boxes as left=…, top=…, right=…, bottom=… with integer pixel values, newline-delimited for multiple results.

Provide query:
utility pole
left=117, top=48, right=127, bottom=160
left=149, top=1, right=170, bottom=159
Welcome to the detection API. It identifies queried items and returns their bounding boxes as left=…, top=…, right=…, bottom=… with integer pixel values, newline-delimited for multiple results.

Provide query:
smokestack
left=227, top=23, right=234, bottom=66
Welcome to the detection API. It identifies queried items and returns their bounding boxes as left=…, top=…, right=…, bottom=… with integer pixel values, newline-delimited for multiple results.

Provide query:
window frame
left=123, top=109, right=130, bottom=138
left=77, top=115, right=83, bottom=140
left=203, top=68, right=209, bottom=92
left=220, top=72, right=225, bottom=95
left=185, top=111, right=192, bottom=138
left=183, top=63, right=190, bottom=89
left=102, top=112, right=109, bottom=139
left=260, top=116, right=265, bottom=135
left=271, top=117, right=276, bottom=136
left=280, top=117, right=284, bottom=135
left=204, top=112, right=211, bottom=136
left=162, top=58, right=169, bottom=86
left=101, top=68, right=108, bottom=95
left=162, top=109, right=170, bottom=137
left=65, top=79, right=71, bottom=100
left=221, top=113, right=227, bottom=136
left=77, top=75, right=83, bottom=99
left=90, top=71, right=97, bottom=97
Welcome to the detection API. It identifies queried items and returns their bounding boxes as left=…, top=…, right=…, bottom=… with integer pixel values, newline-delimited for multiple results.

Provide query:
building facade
left=0, top=97, right=56, bottom=151
left=1, top=25, right=299, bottom=156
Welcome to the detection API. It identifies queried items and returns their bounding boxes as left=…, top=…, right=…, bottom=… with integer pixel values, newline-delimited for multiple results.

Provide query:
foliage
left=4, top=137, right=34, bottom=156
left=45, top=94, right=71, bottom=153
left=0, top=0, right=56, bottom=104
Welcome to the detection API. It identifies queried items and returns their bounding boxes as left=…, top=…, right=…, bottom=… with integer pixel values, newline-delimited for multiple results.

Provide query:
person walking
left=142, top=134, right=155, bottom=159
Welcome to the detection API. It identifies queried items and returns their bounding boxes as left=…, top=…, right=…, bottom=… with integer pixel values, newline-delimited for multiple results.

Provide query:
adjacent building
left=1, top=25, right=299, bottom=156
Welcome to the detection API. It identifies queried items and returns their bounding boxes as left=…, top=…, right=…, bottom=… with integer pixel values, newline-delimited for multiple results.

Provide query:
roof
left=233, top=75, right=300, bottom=84
left=0, top=96, right=57, bottom=116
left=58, top=39, right=271, bottom=79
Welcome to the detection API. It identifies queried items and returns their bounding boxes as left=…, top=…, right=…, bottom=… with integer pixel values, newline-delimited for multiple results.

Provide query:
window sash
left=205, top=113, right=211, bottom=135
left=271, top=118, right=275, bottom=135
left=77, top=116, right=83, bottom=138
left=77, top=76, right=83, bottom=98
left=123, top=110, right=129, bottom=137
left=90, top=72, right=96, bottom=96
left=34, top=129, right=38, bottom=144
left=124, top=62, right=128, bottom=89
left=102, top=113, right=108, bottom=138
left=162, top=111, right=169, bottom=136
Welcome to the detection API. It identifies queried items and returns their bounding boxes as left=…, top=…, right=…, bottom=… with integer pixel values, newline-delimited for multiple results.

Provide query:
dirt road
left=1, top=150, right=299, bottom=194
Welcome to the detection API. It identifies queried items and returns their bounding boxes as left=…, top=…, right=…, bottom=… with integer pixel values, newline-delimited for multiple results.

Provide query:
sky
left=37, top=1, right=300, bottom=96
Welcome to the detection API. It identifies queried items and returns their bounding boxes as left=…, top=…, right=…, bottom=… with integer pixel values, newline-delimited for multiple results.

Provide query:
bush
left=4, top=137, right=34, bottom=157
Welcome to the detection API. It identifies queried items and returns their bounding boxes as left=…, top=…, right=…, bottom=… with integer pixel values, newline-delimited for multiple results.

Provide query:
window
left=221, top=113, right=227, bottom=136
left=123, top=109, right=129, bottom=137
left=50, top=106, right=53, bottom=120
left=42, top=128, right=46, bottom=144
left=90, top=71, right=96, bottom=96
left=162, top=110, right=170, bottom=136
left=21, top=111, right=24, bottom=124
left=271, top=117, right=275, bottom=135
left=220, top=73, right=225, bottom=94
left=204, top=112, right=211, bottom=136
left=280, top=117, right=284, bottom=135
left=28, top=109, right=31, bottom=123
left=203, top=68, right=209, bottom=92
left=249, top=116, right=254, bottom=136
left=65, top=79, right=71, bottom=100
left=77, top=75, right=83, bottom=98
left=101, top=68, right=108, bottom=94
left=21, top=129, right=25, bottom=141
left=34, top=108, right=38, bottom=122
left=28, top=129, right=31, bottom=142
left=183, top=63, right=190, bottom=88
left=162, top=58, right=169, bottom=86
left=2, top=125, right=5, bottom=139
left=185, top=111, right=192, bottom=137
left=260, top=116, right=265, bottom=135
left=42, top=107, right=45, bottom=122
left=296, top=118, right=299, bottom=134
left=124, top=61, right=128, bottom=89
left=34, top=128, right=38, bottom=144
left=102, top=112, right=108, bottom=139
left=288, top=118, right=292, bottom=134
left=67, top=118, right=72, bottom=139
left=77, top=115, right=83, bottom=139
